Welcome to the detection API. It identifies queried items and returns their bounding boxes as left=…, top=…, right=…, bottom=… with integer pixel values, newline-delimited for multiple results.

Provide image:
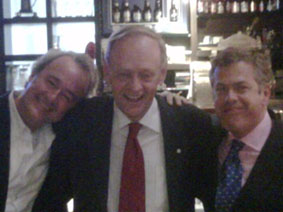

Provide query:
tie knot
left=231, top=139, right=244, bottom=153
left=128, top=123, right=142, bottom=139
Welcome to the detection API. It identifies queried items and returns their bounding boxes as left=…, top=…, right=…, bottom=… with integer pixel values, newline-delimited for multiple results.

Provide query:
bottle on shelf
left=154, top=0, right=162, bottom=22
left=250, top=0, right=257, bottom=12
left=217, top=0, right=225, bottom=14
left=267, top=0, right=273, bottom=11
left=225, top=0, right=233, bottom=13
left=240, top=0, right=249, bottom=12
left=112, top=0, right=121, bottom=23
left=232, top=0, right=240, bottom=13
left=211, top=0, right=218, bottom=14
left=132, top=5, right=142, bottom=22
left=170, top=0, right=178, bottom=21
left=204, top=0, right=210, bottom=13
left=122, top=0, right=131, bottom=23
left=143, top=0, right=152, bottom=22
left=259, top=0, right=265, bottom=12
left=198, top=0, right=205, bottom=14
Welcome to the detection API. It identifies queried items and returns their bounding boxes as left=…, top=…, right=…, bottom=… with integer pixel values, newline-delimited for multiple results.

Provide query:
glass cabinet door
left=52, top=22, right=95, bottom=52
left=4, top=24, right=48, bottom=55
left=51, top=0, right=94, bottom=17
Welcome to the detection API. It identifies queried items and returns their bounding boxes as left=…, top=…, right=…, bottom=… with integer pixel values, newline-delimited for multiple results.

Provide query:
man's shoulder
left=270, top=120, right=283, bottom=144
left=156, top=95, right=211, bottom=119
left=0, top=92, right=10, bottom=117
left=0, top=92, right=9, bottom=105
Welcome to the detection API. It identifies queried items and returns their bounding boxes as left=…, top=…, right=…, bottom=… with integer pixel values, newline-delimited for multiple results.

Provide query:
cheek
left=56, top=102, right=73, bottom=117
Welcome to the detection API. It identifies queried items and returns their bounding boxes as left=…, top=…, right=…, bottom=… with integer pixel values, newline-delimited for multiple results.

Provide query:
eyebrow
left=49, top=75, right=80, bottom=101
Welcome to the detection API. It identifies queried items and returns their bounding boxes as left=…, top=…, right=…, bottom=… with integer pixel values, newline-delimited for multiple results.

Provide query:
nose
left=225, top=89, right=238, bottom=103
left=128, top=75, right=143, bottom=91
left=47, top=90, right=60, bottom=107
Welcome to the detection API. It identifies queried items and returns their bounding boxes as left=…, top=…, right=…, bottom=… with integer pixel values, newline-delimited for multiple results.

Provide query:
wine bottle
left=250, top=0, right=257, bottom=12
left=198, top=0, right=205, bottom=13
left=241, top=0, right=249, bottom=12
left=122, top=0, right=131, bottom=23
left=211, top=0, right=218, bottom=13
left=232, top=0, right=240, bottom=13
left=132, top=4, right=142, bottom=22
left=170, top=0, right=178, bottom=22
left=267, top=0, right=273, bottom=11
left=259, top=0, right=265, bottom=12
left=143, top=0, right=152, bottom=22
left=226, top=0, right=233, bottom=13
left=112, top=0, right=120, bottom=23
left=217, top=0, right=225, bottom=14
left=154, top=0, right=162, bottom=22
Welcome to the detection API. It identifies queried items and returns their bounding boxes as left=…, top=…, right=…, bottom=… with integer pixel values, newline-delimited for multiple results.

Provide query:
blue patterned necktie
left=215, top=139, right=244, bottom=212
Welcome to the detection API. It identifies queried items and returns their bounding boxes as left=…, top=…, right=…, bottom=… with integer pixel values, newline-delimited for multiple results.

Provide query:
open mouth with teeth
left=124, top=94, right=144, bottom=102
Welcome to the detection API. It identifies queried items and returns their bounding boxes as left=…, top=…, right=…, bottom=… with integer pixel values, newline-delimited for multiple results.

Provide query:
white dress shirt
left=5, top=92, right=55, bottom=212
left=107, top=98, right=169, bottom=212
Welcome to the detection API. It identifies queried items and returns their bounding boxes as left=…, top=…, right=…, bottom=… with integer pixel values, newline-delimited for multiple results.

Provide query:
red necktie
left=119, top=122, right=145, bottom=212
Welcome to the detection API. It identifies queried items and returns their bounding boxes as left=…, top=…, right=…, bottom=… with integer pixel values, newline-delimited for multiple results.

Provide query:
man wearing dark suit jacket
left=209, top=48, right=283, bottom=211
left=34, top=25, right=215, bottom=212
left=0, top=50, right=96, bottom=212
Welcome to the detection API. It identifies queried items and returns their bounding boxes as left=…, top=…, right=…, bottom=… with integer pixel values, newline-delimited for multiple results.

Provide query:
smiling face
left=212, top=61, right=270, bottom=138
left=15, top=56, right=90, bottom=131
left=104, top=35, right=167, bottom=122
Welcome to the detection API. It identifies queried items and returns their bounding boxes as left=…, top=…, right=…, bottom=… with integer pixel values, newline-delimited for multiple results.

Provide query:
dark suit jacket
left=0, top=94, right=11, bottom=212
left=209, top=119, right=283, bottom=211
left=34, top=95, right=215, bottom=212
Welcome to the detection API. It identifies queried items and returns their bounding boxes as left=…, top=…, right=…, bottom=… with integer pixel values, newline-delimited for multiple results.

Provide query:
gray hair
left=209, top=47, right=274, bottom=88
left=31, top=49, right=98, bottom=96
left=104, top=26, right=167, bottom=69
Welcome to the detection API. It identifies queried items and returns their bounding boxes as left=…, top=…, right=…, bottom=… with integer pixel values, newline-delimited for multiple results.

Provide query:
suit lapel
left=236, top=121, right=282, bottom=204
left=84, top=97, right=114, bottom=211
left=157, top=97, right=188, bottom=209
left=0, top=94, right=11, bottom=211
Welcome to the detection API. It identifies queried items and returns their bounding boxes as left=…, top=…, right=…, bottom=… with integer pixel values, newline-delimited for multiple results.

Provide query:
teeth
left=125, top=95, right=142, bottom=101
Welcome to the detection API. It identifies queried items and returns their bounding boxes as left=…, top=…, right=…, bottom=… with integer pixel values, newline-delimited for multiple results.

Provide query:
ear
left=262, top=84, right=271, bottom=106
left=159, top=68, right=167, bottom=84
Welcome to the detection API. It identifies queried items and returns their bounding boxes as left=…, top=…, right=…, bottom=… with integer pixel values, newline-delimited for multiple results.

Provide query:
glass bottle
left=112, top=0, right=120, bottom=23
left=170, top=0, right=178, bottom=22
left=241, top=0, right=249, bottom=12
left=132, top=4, right=142, bottom=22
left=225, top=0, right=233, bottom=13
left=198, top=0, right=205, bottom=13
left=211, top=0, right=218, bottom=13
left=232, top=0, right=240, bottom=13
left=259, top=0, right=265, bottom=12
left=267, top=0, right=273, bottom=11
left=250, top=0, right=257, bottom=12
left=217, top=0, right=225, bottom=14
left=154, top=0, right=162, bottom=22
left=122, top=0, right=131, bottom=23
left=143, top=0, right=152, bottom=22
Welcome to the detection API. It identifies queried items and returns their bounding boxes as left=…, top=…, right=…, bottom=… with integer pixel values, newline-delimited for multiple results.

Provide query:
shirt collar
left=9, top=91, right=32, bottom=135
left=228, top=111, right=272, bottom=152
left=113, top=98, right=161, bottom=133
